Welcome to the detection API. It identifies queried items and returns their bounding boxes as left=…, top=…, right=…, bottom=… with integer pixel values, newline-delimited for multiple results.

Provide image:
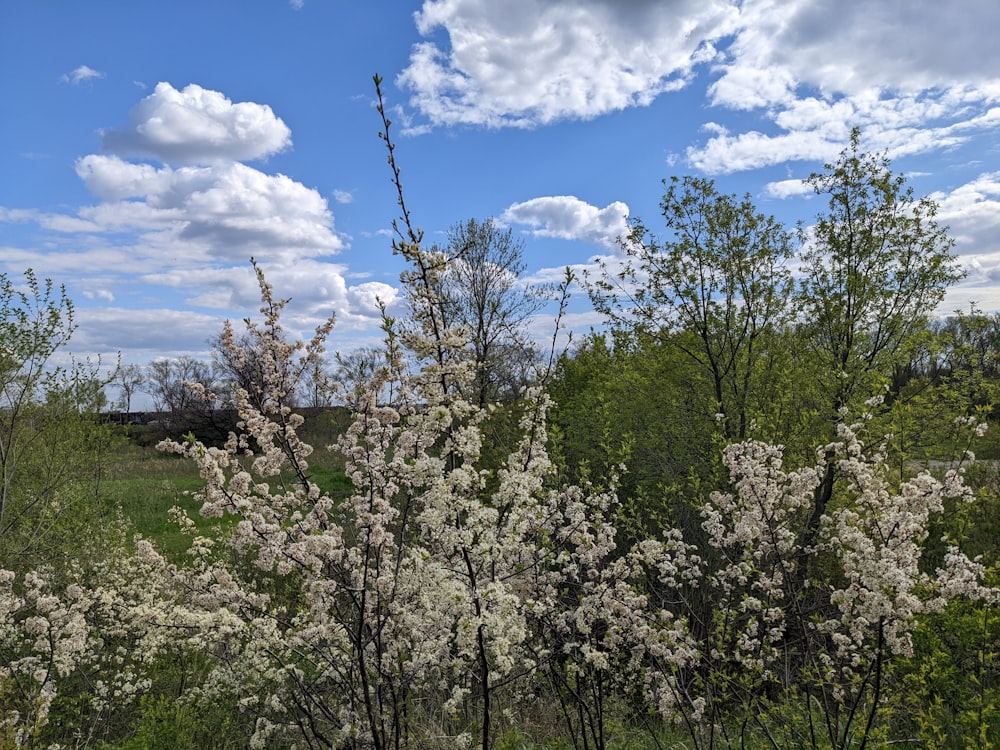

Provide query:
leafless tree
left=434, top=218, right=549, bottom=407
left=210, top=331, right=272, bottom=407
left=299, top=355, right=336, bottom=408
left=145, top=356, right=231, bottom=441
left=147, top=356, right=219, bottom=414
left=113, top=363, right=146, bottom=413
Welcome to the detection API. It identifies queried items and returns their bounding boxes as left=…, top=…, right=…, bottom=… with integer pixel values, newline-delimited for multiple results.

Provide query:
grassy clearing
left=100, top=442, right=213, bottom=557
left=100, top=413, right=353, bottom=558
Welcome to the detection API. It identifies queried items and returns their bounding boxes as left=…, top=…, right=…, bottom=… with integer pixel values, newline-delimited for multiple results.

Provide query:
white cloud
left=940, top=281, right=1000, bottom=315
left=28, top=82, right=340, bottom=313
left=686, top=98, right=989, bottom=174
left=333, top=189, right=354, bottom=204
left=687, top=126, right=842, bottom=174
left=522, top=308, right=604, bottom=354
left=0, top=82, right=384, bottom=366
left=917, top=172, right=1000, bottom=312
left=0, top=207, right=102, bottom=233
left=714, top=1, right=1000, bottom=107
left=100, top=82, right=292, bottom=164
left=930, top=173, right=1000, bottom=258
left=82, top=288, right=115, bottom=303
left=140, top=260, right=399, bottom=332
left=762, top=178, right=812, bottom=200
left=61, top=65, right=104, bottom=85
left=74, top=155, right=343, bottom=260
left=397, top=0, right=1000, bottom=181
left=398, top=0, right=738, bottom=128
left=346, top=281, right=399, bottom=318
left=689, top=1, right=1000, bottom=172
left=502, top=196, right=629, bottom=249
left=72, top=307, right=225, bottom=357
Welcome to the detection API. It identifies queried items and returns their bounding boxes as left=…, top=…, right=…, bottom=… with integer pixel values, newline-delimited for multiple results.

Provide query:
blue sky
left=2, top=0, right=1000, bottom=399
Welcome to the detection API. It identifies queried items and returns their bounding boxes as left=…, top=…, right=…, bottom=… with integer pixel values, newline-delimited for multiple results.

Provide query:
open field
left=100, top=412, right=353, bottom=558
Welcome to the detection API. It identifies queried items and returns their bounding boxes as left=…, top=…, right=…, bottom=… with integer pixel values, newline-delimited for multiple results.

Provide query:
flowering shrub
left=683, top=414, right=998, bottom=748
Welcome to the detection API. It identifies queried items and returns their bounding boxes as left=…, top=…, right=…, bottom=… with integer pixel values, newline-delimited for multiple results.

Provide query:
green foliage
left=88, top=648, right=252, bottom=749
left=548, top=330, right=723, bottom=540
left=0, top=270, right=117, bottom=573
left=798, top=127, right=964, bottom=422
left=890, top=595, right=1000, bottom=749
left=107, top=692, right=246, bottom=750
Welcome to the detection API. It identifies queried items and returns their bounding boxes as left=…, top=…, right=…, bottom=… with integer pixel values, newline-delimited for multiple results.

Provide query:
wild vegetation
left=1, top=81, right=998, bottom=749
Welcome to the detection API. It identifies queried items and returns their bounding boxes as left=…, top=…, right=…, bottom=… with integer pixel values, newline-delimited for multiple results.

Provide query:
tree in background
left=934, top=305, right=1000, bottom=383
left=112, top=363, right=146, bottom=413
left=210, top=329, right=270, bottom=408
left=579, top=177, right=797, bottom=543
left=798, top=128, right=965, bottom=545
left=798, top=128, right=963, bottom=421
left=146, top=356, right=218, bottom=415
left=434, top=218, right=549, bottom=407
left=144, top=355, right=231, bottom=442
left=591, top=176, right=795, bottom=444
left=334, top=345, right=389, bottom=404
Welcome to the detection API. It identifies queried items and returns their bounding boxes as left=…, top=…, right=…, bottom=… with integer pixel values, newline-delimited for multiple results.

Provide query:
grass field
left=101, top=412, right=353, bottom=558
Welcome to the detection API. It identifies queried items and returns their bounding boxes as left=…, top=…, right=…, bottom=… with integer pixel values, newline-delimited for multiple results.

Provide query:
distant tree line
left=107, top=216, right=550, bottom=444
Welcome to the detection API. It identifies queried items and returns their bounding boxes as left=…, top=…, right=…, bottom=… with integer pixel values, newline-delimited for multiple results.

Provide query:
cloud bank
left=399, top=0, right=1000, bottom=173
left=4, top=82, right=398, bottom=361
left=399, top=0, right=736, bottom=129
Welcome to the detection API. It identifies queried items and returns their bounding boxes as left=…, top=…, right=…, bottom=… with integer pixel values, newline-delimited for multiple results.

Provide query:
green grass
left=100, top=429, right=354, bottom=559
left=100, top=443, right=212, bottom=557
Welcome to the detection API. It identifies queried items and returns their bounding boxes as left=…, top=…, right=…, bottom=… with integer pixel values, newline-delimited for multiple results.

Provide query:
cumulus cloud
left=689, top=1, right=1000, bottom=172
left=74, top=155, right=342, bottom=260
left=397, top=0, right=1000, bottom=181
left=0, top=81, right=386, bottom=367
left=762, top=178, right=813, bottom=200
left=398, top=0, right=737, bottom=128
left=931, top=173, right=1000, bottom=257
left=61, top=65, right=104, bottom=85
left=100, top=82, right=292, bottom=164
left=687, top=126, right=844, bottom=174
left=64, top=83, right=336, bottom=271
left=346, top=281, right=399, bottom=317
left=502, top=196, right=630, bottom=249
